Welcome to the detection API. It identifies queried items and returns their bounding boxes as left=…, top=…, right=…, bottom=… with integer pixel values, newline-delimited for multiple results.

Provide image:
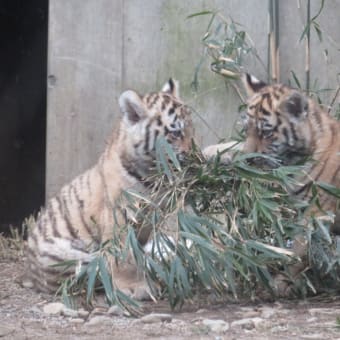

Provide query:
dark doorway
left=0, top=1, right=48, bottom=233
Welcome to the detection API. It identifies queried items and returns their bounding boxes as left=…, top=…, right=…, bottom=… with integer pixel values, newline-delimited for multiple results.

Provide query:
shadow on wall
left=0, top=0, right=48, bottom=234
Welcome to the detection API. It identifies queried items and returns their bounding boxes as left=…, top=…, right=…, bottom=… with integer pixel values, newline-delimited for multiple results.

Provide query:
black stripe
left=282, top=127, right=289, bottom=143
left=312, top=159, right=328, bottom=183
left=144, top=123, right=150, bottom=152
left=272, top=91, right=280, bottom=100
left=266, top=93, right=272, bottom=108
left=313, top=110, right=323, bottom=130
left=161, top=95, right=170, bottom=110
left=55, top=196, right=79, bottom=239
left=71, top=184, right=96, bottom=241
left=293, top=181, right=312, bottom=196
left=149, top=94, right=159, bottom=108
left=153, top=130, right=159, bottom=148
left=331, top=163, right=340, bottom=184
left=262, top=108, right=271, bottom=116
left=47, top=202, right=62, bottom=238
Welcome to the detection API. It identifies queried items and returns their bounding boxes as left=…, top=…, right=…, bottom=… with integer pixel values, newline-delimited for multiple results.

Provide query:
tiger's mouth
left=247, top=155, right=282, bottom=169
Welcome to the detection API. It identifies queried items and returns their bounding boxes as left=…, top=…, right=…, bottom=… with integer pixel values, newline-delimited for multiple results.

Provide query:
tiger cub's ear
left=280, top=91, right=309, bottom=120
left=119, top=90, right=147, bottom=125
left=242, top=73, right=267, bottom=97
left=161, top=78, right=180, bottom=99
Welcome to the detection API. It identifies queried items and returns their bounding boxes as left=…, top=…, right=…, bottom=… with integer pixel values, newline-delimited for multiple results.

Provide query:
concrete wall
left=46, top=0, right=339, bottom=198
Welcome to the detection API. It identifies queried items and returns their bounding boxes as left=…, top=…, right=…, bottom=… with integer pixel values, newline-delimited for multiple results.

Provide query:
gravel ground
left=2, top=251, right=340, bottom=339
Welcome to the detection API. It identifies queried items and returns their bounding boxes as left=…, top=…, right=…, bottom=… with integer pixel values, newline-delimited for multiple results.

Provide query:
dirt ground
left=2, top=253, right=340, bottom=339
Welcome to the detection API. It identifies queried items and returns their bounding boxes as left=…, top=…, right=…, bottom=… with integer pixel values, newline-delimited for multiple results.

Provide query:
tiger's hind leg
left=273, top=234, right=309, bottom=297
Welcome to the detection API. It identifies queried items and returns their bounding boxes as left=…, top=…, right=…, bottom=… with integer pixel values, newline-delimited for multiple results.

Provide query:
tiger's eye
left=170, top=130, right=182, bottom=138
left=262, top=129, right=273, bottom=138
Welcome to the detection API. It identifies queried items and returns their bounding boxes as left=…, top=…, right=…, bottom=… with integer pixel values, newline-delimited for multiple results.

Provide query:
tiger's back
left=26, top=79, right=194, bottom=294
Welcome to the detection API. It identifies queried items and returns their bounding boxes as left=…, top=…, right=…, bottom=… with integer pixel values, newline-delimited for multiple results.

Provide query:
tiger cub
left=204, top=73, right=340, bottom=293
left=25, top=79, right=194, bottom=297
left=204, top=73, right=339, bottom=216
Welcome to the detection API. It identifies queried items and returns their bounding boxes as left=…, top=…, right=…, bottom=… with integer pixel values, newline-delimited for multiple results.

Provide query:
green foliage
left=188, top=11, right=265, bottom=97
left=57, top=140, right=302, bottom=311
left=58, top=136, right=340, bottom=313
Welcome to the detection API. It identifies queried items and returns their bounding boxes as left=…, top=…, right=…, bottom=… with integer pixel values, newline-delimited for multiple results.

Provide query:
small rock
left=107, top=305, right=124, bottom=316
left=236, top=310, right=260, bottom=318
left=77, top=309, right=90, bottom=319
left=85, top=315, right=113, bottom=326
left=309, top=308, right=339, bottom=316
left=70, top=318, right=85, bottom=324
left=301, top=334, right=325, bottom=339
left=140, top=313, right=172, bottom=324
left=307, top=317, right=318, bottom=323
left=21, top=278, right=34, bottom=289
left=28, top=306, right=42, bottom=314
left=271, top=325, right=288, bottom=333
left=202, top=319, right=229, bottom=333
left=231, top=317, right=265, bottom=330
left=43, top=302, right=65, bottom=315
left=90, top=307, right=107, bottom=316
left=62, top=308, right=79, bottom=318
left=0, top=326, right=15, bottom=337
left=260, top=307, right=277, bottom=319
left=195, top=308, right=208, bottom=314
left=252, top=317, right=267, bottom=330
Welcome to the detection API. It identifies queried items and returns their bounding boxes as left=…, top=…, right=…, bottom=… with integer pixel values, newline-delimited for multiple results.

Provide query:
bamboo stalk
left=268, top=0, right=280, bottom=83
left=305, top=0, right=311, bottom=94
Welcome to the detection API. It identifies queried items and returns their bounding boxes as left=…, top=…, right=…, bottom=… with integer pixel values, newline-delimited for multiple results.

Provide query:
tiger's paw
left=121, top=282, right=155, bottom=301
left=202, top=141, right=242, bottom=165
left=273, top=273, right=297, bottom=298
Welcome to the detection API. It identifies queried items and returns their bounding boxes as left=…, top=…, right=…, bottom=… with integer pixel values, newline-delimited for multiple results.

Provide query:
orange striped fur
left=242, top=74, right=340, bottom=215
left=26, top=79, right=194, bottom=295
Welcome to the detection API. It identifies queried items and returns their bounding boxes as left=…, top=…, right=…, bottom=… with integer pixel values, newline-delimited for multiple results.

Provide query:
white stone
left=21, top=279, right=34, bottom=289
left=307, top=317, right=318, bottom=323
left=77, top=309, right=90, bottom=318
left=62, top=307, right=79, bottom=318
left=301, top=334, right=325, bottom=339
left=231, top=317, right=265, bottom=330
left=202, top=319, right=229, bottom=333
left=260, top=307, right=277, bottom=319
left=0, top=326, right=15, bottom=337
left=42, top=302, right=65, bottom=315
left=85, top=315, right=113, bottom=326
left=309, top=308, right=340, bottom=316
left=69, top=318, right=85, bottom=324
left=140, top=313, right=172, bottom=324
left=107, top=305, right=124, bottom=316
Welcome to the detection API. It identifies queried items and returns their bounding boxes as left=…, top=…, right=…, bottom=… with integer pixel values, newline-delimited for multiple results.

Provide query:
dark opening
left=0, top=1, right=48, bottom=234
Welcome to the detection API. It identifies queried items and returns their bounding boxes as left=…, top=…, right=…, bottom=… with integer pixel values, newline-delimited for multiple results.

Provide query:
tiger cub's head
left=118, top=79, right=194, bottom=179
left=242, top=73, right=313, bottom=166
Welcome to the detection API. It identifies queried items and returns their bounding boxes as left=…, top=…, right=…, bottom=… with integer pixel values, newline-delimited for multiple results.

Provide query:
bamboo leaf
left=86, top=258, right=98, bottom=303
left=316, top=182, right=340, bottom=199
left=187, top=10, right=215, bottom=19
left=290, top=70, right=302, bottom=88
left=98, top=257, right=114, bottom=303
